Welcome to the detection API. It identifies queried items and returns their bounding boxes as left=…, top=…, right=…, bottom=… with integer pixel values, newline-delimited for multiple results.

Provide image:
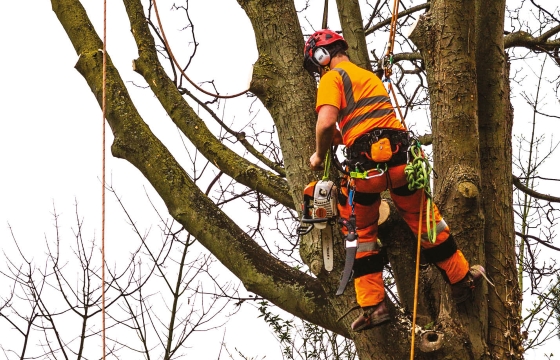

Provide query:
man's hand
left=309, top=152, right=324, bottom=171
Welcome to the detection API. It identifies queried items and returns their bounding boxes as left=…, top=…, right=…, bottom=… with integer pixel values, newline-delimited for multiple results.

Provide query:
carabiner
left=364, top=163, right=387, bottom=179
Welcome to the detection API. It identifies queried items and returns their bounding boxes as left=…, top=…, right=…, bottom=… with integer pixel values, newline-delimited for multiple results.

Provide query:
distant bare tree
left=0, top=191, right=237, bottom=359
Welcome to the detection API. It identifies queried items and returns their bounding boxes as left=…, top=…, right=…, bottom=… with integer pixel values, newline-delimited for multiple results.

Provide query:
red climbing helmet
left=303, top=29, right=348, bottom=75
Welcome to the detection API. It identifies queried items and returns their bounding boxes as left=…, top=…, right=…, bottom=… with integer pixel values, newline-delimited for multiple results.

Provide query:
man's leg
left=338, top=181, right=390, bottom=330
left=389, top=181, right=483, bottom=302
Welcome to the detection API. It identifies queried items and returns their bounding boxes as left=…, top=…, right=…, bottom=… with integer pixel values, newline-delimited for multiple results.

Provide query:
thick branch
left=335, top=0, right=372, bottom=71
left=50, top=0, right=345, bottom=335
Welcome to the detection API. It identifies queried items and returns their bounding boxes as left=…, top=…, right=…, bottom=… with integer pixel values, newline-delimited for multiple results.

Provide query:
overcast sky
left=1, top=0, right=559, bottom=359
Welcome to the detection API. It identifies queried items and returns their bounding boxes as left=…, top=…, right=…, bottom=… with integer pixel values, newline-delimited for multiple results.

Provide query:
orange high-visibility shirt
left=316, top=61, right=403, bottom=146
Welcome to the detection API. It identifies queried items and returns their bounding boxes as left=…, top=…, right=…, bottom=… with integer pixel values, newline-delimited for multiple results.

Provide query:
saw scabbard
left=336, top=216, right=358, bottom=296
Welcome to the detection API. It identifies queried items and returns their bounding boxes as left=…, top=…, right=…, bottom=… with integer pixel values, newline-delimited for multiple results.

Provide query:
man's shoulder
left=320, top=68, right=342, bottom=84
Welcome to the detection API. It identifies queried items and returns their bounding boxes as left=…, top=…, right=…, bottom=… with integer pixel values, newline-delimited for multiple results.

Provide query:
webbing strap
left=322, top=149, right=332, bottom=181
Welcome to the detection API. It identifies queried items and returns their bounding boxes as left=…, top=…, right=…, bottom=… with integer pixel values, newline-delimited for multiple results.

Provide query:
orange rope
left=385, top=0, right=400, bottom=59
left=383, top=0, right=407, bottom=130
left=101, top=0, right=107, bottom=358
left=151, top=0, right=249, bottom=99
left=387, top=81, right=406, bottom=129
left=384, top=2, right=419, bottom=356
left=410, top=191, right=425, bottom=359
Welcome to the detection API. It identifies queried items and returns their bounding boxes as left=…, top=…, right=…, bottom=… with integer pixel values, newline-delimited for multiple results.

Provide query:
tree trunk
left=475, top=0, right=522, bottom=357
left=409, top=0, right=487, bottom=357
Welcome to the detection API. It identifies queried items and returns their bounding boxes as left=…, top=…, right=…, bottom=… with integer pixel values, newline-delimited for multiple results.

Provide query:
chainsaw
left=297, top=180, right=338, bottom=236
left=297, top=179, right=338, bottom=272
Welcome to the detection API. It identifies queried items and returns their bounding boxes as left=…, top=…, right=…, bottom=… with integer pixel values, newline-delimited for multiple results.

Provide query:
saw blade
left=321, top=231, right=334, bottom=272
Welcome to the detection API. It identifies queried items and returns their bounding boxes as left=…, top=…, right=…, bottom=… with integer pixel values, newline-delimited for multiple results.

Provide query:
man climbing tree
left=304, top=29, right=484, bottom=331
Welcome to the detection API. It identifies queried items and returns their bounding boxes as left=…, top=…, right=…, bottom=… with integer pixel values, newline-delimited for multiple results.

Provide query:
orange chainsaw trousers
left=337, top=164, right=470, bottom=308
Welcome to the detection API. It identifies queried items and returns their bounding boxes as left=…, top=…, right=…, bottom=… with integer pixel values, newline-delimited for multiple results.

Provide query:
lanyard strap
left=322, top=148, right=332, bottom=181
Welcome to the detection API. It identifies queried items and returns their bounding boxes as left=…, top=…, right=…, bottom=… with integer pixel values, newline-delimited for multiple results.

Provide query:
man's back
left=316, top=60, right=403, bottom=147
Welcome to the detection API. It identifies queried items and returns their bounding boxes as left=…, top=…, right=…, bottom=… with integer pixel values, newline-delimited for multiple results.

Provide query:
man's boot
left=351, top=299, right=390, bottom=331
left=451, top=264, right=485, bottom=303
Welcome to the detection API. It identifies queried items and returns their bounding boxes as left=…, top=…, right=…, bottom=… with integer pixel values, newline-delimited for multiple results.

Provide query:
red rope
left=384, top=0, right=407, bottom=130
left=101, top=0, right=107, bottom=358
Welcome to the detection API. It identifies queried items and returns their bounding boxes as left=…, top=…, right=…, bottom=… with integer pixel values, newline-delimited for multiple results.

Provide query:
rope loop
left=404, top=144, right=432, bottom=192
left=404, top=140, right=437, bottom=244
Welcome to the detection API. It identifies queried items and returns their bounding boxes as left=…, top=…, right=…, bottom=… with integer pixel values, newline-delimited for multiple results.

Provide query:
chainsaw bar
left=321, top=231, right=334, bottom=272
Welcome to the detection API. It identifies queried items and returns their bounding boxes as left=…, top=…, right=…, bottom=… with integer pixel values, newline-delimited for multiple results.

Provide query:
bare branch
left=513, top=175, right=560, bottom=203
left=364, top=3, right=430, bottom=36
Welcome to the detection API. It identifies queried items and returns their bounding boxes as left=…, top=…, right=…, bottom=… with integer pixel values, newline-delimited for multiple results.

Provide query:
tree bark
left=475, top=0, right=522, bottom=357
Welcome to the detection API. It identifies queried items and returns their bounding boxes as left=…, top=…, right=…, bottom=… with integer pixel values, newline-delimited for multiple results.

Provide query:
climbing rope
left=386, top=0, right=400, bottom=62
left=410, top=189, right=424, bottom=360
left=405, top=142, right=437, bottom=243
left=101, top=0, right=107, bottom=358
left=382, top=0, right=407, bottom=130
left=404, top=139, right=438, bottom=360
left=151, top=0, right=249, bottom=99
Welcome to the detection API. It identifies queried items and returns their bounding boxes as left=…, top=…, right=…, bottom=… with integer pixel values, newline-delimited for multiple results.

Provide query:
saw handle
left=297, top=217, right=335, bottom=236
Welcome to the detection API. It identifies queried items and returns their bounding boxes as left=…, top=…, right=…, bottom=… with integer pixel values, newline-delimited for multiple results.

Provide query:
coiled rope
left=404, top=142, right=437, bottom=243
left=404, top=140, right=437, bottom=359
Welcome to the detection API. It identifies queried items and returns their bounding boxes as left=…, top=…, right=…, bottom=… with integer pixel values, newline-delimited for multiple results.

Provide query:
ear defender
left=313, top=47, right=331, bottom=66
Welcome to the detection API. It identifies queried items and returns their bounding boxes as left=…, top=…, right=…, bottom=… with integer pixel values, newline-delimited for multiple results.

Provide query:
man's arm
left=310, top=104, right=339, bottom=170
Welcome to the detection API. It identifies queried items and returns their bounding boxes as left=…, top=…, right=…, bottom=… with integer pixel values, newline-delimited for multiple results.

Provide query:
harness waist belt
left=344, top=128, right=410, bottom=170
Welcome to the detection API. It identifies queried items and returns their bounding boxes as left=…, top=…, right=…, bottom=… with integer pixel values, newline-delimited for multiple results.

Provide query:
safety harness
left=333, top=128, right=412, bottom=295
left=343, top=128, right=411, bottom=176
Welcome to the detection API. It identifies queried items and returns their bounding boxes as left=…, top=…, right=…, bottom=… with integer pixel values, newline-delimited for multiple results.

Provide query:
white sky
left=0, top=0, right=559, bottom=359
